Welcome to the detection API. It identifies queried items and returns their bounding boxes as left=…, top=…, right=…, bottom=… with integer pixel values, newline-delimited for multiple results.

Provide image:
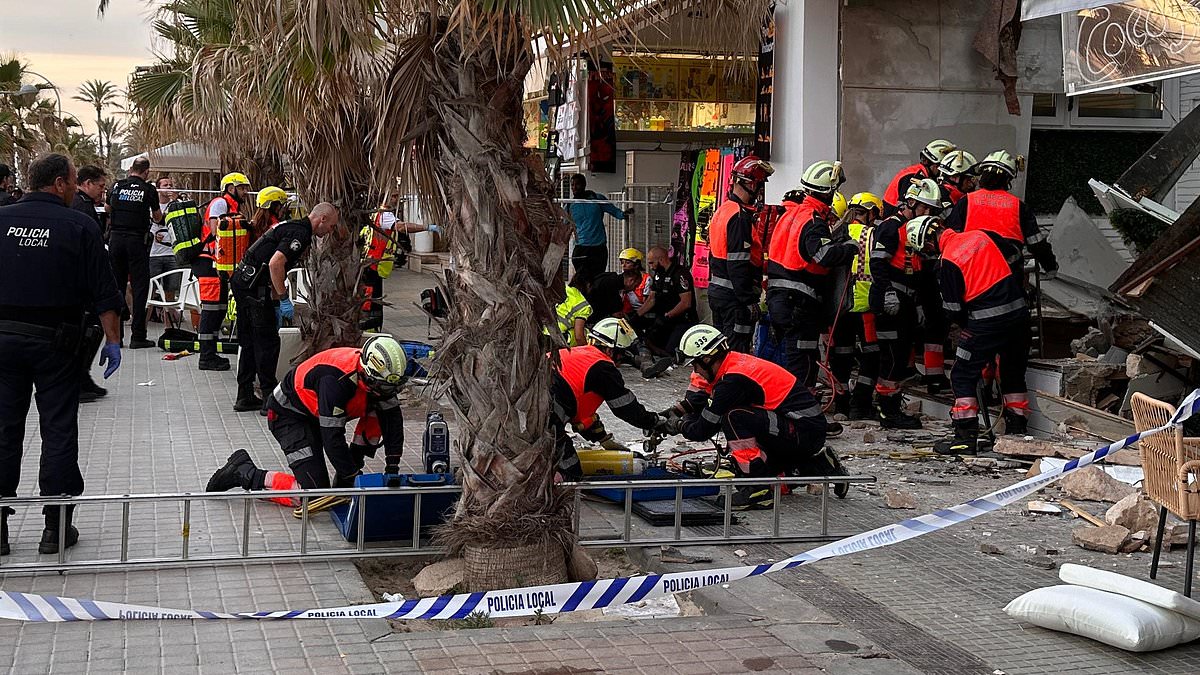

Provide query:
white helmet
left=677, top=324, right=728, bottom=364
left=359, top=335, right=409, bottom=395
left=904, top=178, right=946, bottom=209
left=920, top=139, right=956, bottom=164
left=588, top=317, right=637, bottom=350
left=905, top=215, right=943, bottom=255
left=799, top=160, right=846, bottom=196
left=939, top=150, right=977, bottom=178
left=977, top=150, right=1023, bottom=178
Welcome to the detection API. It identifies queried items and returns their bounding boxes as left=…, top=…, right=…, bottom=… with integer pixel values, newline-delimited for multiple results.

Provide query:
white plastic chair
left=147, top=268, right=200, bottom=328
left=287, top=267, right=311, bottom=305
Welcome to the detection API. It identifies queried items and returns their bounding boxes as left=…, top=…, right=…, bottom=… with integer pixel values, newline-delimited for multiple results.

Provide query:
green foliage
left=436, top=610, right=496, bottom=630
left=1026, top=129, right=1162, bottom=216
left=1109, top=208, right=1172, bottom=254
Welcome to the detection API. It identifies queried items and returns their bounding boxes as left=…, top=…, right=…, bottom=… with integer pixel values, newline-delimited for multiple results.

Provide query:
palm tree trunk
left=95, top=106, right=103, bottom=156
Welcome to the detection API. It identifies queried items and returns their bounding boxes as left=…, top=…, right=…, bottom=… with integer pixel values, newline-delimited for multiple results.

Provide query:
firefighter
left=250, top=186, right=289, bottom=239
left=766, top=161, right=857, bottom=387
left=944, top=150, right=1058, bottom=278
left=867, top=179, right=945, bottom=429
left=206, top=335, right=410, bottom=513
left=905, top=216, right=1031, bottom=455
left=194, top=172, right=251, bottom=371
left=938, top=150, right=977, bottom=207
left=829, top=192, right=883, bottom=420
left=550, top=318, right=663, bottom=480
left=882, top=139, right=956, bottom=216
left=655, top=324, right=847, bottom=510
left=707, top=155, right=773, bottom=352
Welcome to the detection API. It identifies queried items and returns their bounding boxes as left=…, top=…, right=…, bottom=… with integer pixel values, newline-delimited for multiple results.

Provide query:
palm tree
left=110, top=0, right=768, bottom=588
left=72, top=79, right=119, bottom=153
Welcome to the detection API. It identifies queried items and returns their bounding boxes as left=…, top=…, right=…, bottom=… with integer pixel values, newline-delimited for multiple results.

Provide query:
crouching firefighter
left=550, top=318, right=663, bottom=480
left=905, top=216, right=1031, bottom=455
left=656, top=325, right=847, bottom=510
left=206, top=336, right=410, bottom=514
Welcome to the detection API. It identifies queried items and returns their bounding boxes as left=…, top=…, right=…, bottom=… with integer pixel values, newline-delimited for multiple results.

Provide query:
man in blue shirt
left=567, top=174, right=629, bottom=280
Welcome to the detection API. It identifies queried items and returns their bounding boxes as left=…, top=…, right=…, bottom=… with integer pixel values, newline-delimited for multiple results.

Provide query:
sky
left=1, top=1, right=157, bottom=140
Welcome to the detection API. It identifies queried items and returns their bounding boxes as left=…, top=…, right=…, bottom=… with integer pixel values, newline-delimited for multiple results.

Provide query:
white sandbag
left=1004, top=585, right=1200, bottom=652
left=1059, top=563, right=1200, bottom=621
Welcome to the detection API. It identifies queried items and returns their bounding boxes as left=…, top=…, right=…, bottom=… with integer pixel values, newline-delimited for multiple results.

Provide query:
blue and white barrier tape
left=4, top=389, right=1198, bottom=623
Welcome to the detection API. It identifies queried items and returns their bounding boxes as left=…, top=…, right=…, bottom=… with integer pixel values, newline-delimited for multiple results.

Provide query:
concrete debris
left=568, top=543, right=599, bottom=582
left=1024, top=556, right=1057, bottom=570
left=997, top=436, right=1141, bottom=467
left=1121, top=371, right=1188, bottom=417
left=1120, top=530, right=1149, bottom=554
left=660, top=545, right=714, bottom=564
left=413, top=558, right=465, bottom=597
left=979, top=543, right=1004, bottom=555
left=1098, top=346, right=1129, bottom=366
left=1104, top=493, right=1159, bottom=534
left=1057, top=466, right=1137, bottom=503
left=1072, top=525, right=1131, bottom=554
left=1162, top=522, right=1193, bottom=549
left=1070, top=328, right=1111, bottom=358
left=884, top=489, right=918, bottom=510
left=862, top=431, right=877, bottom=444
left=806, top=484, right=824, bottom=496
left=1026, top=500, right=1063, bottom=515
left=734, top=549, right=748, bottom=558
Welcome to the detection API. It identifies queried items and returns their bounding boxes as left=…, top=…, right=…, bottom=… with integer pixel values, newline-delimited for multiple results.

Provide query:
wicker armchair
left=1130, top=393, right=1200, bottom=596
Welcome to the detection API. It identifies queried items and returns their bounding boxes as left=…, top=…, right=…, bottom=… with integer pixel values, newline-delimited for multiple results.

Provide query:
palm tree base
left=463, top=542, right=567, bottom=592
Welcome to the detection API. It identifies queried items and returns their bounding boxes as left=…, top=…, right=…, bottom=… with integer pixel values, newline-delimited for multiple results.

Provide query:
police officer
left=107, top=157, right=161, bottom=349
left=707, top=156, right=773, bottom=352
left=0, top=153, right=124, bottom=556
left=230, top=202, right=340, bottom=413
left=637, top=246, right=698, bottom=377
left=71, top=164, right=112, bottom=402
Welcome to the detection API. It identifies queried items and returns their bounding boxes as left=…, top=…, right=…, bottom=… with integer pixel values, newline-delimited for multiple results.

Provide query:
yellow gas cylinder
left=576, top=448, right=648, bottom=476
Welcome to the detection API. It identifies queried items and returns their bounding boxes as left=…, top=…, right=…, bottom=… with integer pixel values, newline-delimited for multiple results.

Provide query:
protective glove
left=99, top=341, right=122, bottom=379
left=279, top=296, right=295, bottom=321
left=599, top=435, right=631, bottom=453
left=1042, top=268, right=1058, bottom=281
left=883, top=289, right=901, bottom=317
left=915, top=305, right=926, bottom=328
left=654, top=415, right=685, bottom=437
left=658, top=406, right=683, bottom=421
left=426, top=223, right=442, bottom=234
left=746, top=302, right=761, bottom=323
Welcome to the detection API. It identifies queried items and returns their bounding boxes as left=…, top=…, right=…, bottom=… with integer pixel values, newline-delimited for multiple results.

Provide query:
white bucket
left=412, top=230, right=435, bottom=253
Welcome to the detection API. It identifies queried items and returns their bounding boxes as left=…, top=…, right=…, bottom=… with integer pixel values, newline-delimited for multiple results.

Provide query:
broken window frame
left=1031, top=79, right=1181, bottom=130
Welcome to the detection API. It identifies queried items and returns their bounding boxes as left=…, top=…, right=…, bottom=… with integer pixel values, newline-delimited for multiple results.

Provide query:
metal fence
left=0, top=473, right=874, bottom=575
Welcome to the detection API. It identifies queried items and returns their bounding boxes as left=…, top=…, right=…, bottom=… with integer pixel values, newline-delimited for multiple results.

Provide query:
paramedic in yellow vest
left=360, top=193, right=443, bottom=331
left=192, top=172, right=250, bottom=371
left=829, top=193, right=883, bottom=421
left=555, top=271, right=594, bottom=347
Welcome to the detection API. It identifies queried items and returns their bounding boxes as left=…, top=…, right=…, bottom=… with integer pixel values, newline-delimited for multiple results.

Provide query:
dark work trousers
left=723, top=407, right=827, bottom=478
left=192, top=258, right=229, bottom=363
left=829, top=312, right=880, bottom=398
left=708, top=286, right=755, bottom=353
left=571, top=243, right=608, bottom=280
left=0, top=334, right=85, bottom=520
left=361, top=267, right=384, bottom=331
left=79, top=311, right=104, bottom=387
left=874, top=296, right=918, bottom=398
left=266, top=405, right=363, bottom=489
left=950, top=315, right=1031, bottom=428
left=766, top=288, right=824, bottom=387
left=108, top=231, right=151, bottom=341
left=643, top=316, right=691, bottom=357
left=916, top=267, right=949, bottom=378
left=550, top=416, right=582, bottom=481
left=233, top=288, right=281, bottom=402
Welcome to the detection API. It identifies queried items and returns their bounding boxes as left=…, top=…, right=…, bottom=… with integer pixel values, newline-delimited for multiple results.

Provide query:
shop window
left=612, top=53, right=755, bottom=134
left=1032, top=80, right=1178, bottom=130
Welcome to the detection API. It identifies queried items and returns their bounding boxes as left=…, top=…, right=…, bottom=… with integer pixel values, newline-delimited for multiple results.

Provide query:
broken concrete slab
left=1121, top=371, right=1188, bottom=416
left=883, top=489, right=917, bottom=510
left=1072, top=525, right=1132, bottom=554
left=995, top=436, right=1141, bottom=467
left=1027, top=500, right=1063, bottom=515
left=413, top=558, right=465, bottom=597
left=979, top=543, right=1004, bottom=555
left=1058, top=466, right=1137, bottom=503
left=1048, top=197, right=1130, bottom=292
left=1070, top=328, right=1112, bottom=359
left=1104, top=493, right=1159, bottom=534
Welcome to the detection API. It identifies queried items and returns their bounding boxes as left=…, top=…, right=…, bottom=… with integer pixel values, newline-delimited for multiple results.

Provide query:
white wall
left=1176, top=74, right=1200, bottom=213
left=765, top=0, right=842, bottom=203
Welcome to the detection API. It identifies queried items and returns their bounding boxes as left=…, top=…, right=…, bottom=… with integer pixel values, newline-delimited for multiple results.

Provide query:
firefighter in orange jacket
left=906, top=216, right=1032, bottom=455
left=194, top=172, right=251, bottom=371
left=766, top=161, right=858, bottom=387
left=551, top=318, right=663, bottom=480
left=882, top=139, right=956, bottom=216
left=707, top=156, right=773, bottom=353
left=206, top=336, right=411, bottom=512
left=655, top=324, right=846, bottom=510
left=943, top=150, right=1057, bottom=278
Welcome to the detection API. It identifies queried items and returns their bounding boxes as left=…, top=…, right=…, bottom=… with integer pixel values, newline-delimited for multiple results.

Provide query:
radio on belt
left=423, top=411, right=450, bottom=473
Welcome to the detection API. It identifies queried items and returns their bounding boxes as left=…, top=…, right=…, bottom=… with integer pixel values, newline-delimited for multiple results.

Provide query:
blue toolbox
left=329, top=472, right=457, bottom=543
left=588, top=466, right=720, bottom=503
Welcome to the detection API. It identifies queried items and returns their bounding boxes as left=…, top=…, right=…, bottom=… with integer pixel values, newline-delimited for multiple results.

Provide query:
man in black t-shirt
left=71, top=165, right=112, bottom=401
left=0, top=164, right=15, bottom=207
left=107, top=157, right=161, bottom=348
left=636, top=246, right=698, bottom=371
left=229, top=202, right=340, bottom=413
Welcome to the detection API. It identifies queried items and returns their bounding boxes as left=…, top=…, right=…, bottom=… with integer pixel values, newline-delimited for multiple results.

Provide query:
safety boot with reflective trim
left=934, top=422, right=981, bottom=456
left=878, top=395, right=922, bottom=430
left=641, top=356, right=674, bottom=379
left=717, top=485, right=774, bottom=511
left=206, top=449, right=260, bottom=492
left=814, top=446, right=850, bottom=499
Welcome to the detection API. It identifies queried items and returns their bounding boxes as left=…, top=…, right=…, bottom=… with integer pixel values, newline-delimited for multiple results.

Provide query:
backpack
left=166, top=199, right=205, bottom=264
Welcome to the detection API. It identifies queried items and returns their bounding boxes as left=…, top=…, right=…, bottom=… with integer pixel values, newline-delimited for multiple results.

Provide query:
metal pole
left=241, top=498, right=251, bottom=558
left=821, top=484, right=829, bottom=536
left=411, top=493, right=422, bottom=549
left=181, top=500, right=191, bottom=560
left=120, top=501, right=130, bottom=562
left=771, top=484, right=781, bottom=538
left=57, top=504, right=67, bottom=565
left=299, top=497, right=310, bottom=555
left=722, top=484, right=732, bottom=538
left=356, top=496, right=368, bottom=552
left=573, top=489, right=582, bottom=534
left=673, top=486, right=683, bottom=541
left=623, top=487, right=633, bottom=543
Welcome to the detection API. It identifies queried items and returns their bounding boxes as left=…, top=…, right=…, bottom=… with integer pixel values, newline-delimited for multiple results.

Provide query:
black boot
left=924, top=374, right=951, bottom=396
left=833, top=393, right=851, bottom=418
left=233, top=394, right=265, bottom=412
left=1003, top=410, right=1028, bottom=436
left=1, top=506, right=13, bottom=556
left=641, top=356, right=673, bottom=379
left=848, top=386, right=878, bottom=421
left=39, top=505, right=78, bottom=555
left=934, top=420, right=981, bottom=456
left=878, top=395, right=922, bottom=430
left=206, top=449, right=263, bottom=492
left=199, top=355, right=231, bottom=371
left=814, top=446, right=849, bottom=499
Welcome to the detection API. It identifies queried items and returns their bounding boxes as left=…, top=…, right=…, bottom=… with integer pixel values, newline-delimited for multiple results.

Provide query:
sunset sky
left=2, top=1, right=156, bottom=148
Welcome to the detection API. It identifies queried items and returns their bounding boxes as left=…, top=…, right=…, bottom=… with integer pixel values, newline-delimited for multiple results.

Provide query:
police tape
left=3, top=389, right=1198, bottom=623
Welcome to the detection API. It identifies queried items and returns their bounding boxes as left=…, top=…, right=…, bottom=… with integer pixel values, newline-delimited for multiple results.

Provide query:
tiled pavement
left=4, top=267, right=1200, bottom=673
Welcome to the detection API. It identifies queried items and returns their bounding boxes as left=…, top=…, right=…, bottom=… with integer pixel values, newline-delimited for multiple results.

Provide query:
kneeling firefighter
left=656, top=325, right=848, bottom=510
left=206, top=336, right=410, bottom=512
left=550, top=318, right=664, bottom=480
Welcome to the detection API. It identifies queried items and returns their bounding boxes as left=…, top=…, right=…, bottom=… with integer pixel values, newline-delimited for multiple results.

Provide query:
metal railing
left=0, top=473, right=874, bottom=575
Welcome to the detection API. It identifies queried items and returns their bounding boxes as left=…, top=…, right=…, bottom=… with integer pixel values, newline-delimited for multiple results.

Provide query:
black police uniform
left=0, top=193, right=122, bottom=538
left=71, top=191, right=110, bottom=396
left=229, top=217, right=313, bottom=409
left=646, top=261, right=698, bottom=354
left=107, top=176, right=159, bottom=344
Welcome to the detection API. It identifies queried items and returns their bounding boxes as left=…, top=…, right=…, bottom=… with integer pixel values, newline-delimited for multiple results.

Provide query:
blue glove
left=279, top=297, right=295, bottom=321
left=426, top=223, right=442, bottom=234
left=99, top=341, right=122, bottom=379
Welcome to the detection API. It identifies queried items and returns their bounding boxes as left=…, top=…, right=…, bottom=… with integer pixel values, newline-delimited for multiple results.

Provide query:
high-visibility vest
left=201, top=194, right=240, bottom=262
left=707, top=199, right=761, bottom=291
left=362, top=211, right=399, bottom=278
left=941, top=230, right=1012, bottom=302
left=963, top=189, right=1021, bottom=244
left=291, top=348, right=370, bottom=419
left=555, top=286, right=593, bottom=346
left=713, top=352, right=798, bottom=412
left=847, top=221, right=873, bottom=313
left=883, top=162, right=930, bottom=207
left=765, top=196, right=833, bottom=298
left=556, top=345, right=610, bottom=425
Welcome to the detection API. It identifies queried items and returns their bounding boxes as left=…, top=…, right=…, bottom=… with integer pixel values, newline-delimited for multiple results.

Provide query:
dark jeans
left=149, top=255, right=181, bottom=294
left=109, top=231, right=151, bottom=340
left=571, top=243, right=608, bottom=280
left=79, top=312, right=103, bottom=386
left=361, top=267, right=384, bottom=331
left=709, top=287, right=755, bottom=353
left=0, top=334, right=85, bottom=516
left=766, top=289, right=823, bottom=387
left=234, top=288, right=280, bottom=401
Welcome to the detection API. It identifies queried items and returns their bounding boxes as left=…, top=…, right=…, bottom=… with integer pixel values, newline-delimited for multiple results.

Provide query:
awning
left=1021, top=1, right=1111, bottom=21
left=120, top=142, right=219, bottom=173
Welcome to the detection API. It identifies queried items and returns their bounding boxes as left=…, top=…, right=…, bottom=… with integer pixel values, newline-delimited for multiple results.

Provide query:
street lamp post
left=22, top=70, right=62, bottom=116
